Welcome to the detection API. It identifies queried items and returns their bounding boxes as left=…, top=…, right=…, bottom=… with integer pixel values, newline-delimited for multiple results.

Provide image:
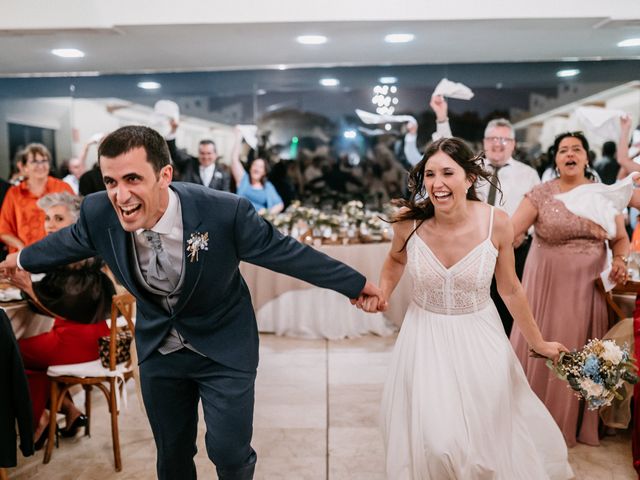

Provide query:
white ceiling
left=0, top=1, right=639, bottom=76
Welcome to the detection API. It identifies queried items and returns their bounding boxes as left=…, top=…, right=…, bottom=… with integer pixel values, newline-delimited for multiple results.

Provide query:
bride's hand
left=531, top=341, right=569, bottom=364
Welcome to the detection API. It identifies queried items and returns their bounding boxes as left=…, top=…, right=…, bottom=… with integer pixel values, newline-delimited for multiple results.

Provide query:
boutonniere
left=186, top=231, right=209, bottom=262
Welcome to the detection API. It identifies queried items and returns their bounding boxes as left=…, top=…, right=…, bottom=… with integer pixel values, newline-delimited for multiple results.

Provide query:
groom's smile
left=100, top=146, right=172, bottom=232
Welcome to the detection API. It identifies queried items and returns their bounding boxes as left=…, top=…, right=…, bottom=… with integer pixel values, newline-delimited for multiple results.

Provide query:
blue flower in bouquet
left=582, top=355, right=600, bottom=379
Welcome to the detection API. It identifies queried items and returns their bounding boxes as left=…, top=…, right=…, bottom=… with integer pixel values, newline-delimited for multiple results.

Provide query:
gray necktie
left=143, top=230, right=179, bottom=292
left=487, top=165, right=503, bottom=206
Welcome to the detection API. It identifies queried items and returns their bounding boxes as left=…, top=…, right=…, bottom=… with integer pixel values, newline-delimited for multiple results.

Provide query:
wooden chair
left=43, top=292, right=136, bottom=472
left=595, top=278, right=640, bottom=326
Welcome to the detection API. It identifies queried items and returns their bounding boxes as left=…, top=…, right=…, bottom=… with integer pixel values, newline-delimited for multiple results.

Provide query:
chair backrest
left=108, top=292, right=136, bottom=371
left=595, top=278, right=640, bottom=325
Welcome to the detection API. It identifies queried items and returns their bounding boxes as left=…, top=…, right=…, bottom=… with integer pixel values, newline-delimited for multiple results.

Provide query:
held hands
left=351, top=281, right=388, bottom=313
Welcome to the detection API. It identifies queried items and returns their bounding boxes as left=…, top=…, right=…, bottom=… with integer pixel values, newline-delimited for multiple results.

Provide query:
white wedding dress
left=381, top=208, right=574, bottom=480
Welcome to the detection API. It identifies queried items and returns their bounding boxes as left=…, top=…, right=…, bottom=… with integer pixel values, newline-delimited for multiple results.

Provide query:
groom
left=0, top=126, right=383, bottom=479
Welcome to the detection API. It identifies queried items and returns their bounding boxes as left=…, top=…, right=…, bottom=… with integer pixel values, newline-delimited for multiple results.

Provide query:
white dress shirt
left=134, top=188, right=183, bottom=279
left=199, top=164, right=215, bottom=187
left=476, top=158, right=541, bottom=217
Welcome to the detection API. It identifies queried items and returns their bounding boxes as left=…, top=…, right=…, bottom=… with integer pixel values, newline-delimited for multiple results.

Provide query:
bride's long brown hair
left=392, top=137, right=499, bottom=250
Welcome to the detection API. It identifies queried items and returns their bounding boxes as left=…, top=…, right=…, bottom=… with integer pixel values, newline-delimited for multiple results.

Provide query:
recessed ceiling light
left=343, top=130, right=357, bottom=139
left=51, top=48, right=85, bottom=58
left=296, top=35, right=327, bottom=45
left=384, top=33, right=414, bottom=44
left=320, top=78, right=339, bottom=87
left=379, top=76, right=397, bottom=84
left=556, top=68, right=580, bottom=78
left=256, top=89, right=267, bottom=95
left=618, top=38, right=640, bottom=48
left=277, top=64, right=288, bottom=70
left=137, top=81, right=161, bottom=90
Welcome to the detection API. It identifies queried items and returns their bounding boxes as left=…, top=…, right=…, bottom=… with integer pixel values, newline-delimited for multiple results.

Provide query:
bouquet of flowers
left=546, top=339, right=638, bottom=410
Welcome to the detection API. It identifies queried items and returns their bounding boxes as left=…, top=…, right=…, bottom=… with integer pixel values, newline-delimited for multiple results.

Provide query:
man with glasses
left=431, top=96, right=540, bottom=336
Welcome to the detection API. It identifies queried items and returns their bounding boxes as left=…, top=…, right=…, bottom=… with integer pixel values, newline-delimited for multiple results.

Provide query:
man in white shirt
left=62, top=157, right=85, bottom=195
left=431, top=95, right=540, bottom=335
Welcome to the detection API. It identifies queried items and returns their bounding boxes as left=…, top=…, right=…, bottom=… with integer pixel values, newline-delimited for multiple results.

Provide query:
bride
left=361, top=138, right=574, bottom=479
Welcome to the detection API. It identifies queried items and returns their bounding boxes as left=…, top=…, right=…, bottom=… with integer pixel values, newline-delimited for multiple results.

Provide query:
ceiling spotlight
left=320, top=78, right=339, bottom=87
left=51, top=48, right=85, bottom=58
left=556, top=69, right=580, bottom=78
left=137, top=81, right=161, bottom=90
left=384, top=33, right=415, bottom=44
left=617, top=38, right=640, bottom=48
left=379, top=76, right=397, bottom=84
left=277, top=64, right=288, bottom=70
left=296, top=35, right=328, bottom=45
left=390, top=86, right=397, bottom=93
left=384, top=123, right=392, bottom=131
left=256, top=89, right=267, bottom=95
left=343, top=130, right=357, bottom=139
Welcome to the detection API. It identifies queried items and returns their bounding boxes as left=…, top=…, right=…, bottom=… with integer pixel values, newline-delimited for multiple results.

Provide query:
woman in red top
left=0, top=143, right=74, bottom=253
left=7, top=192, right=115, bottom=449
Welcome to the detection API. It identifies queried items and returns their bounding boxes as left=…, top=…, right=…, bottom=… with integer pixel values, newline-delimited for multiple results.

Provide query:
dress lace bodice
left=407, top=208, right=498, bottom=315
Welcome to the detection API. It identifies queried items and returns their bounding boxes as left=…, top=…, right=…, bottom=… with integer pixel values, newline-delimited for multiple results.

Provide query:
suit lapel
left=173, top=185, right=206, bottom=314
left=107, top=226, right=145, bottom=298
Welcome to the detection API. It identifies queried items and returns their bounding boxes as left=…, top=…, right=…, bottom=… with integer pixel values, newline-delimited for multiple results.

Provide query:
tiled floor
left=8, top=334, right=637, bottom=479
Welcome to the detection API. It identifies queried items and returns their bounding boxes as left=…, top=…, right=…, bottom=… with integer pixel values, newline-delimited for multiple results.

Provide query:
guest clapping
left=0, top=144, right=74, bottom=253
left=510, top=131, right=629, bottom=447
left=8, top=192, right=115, bottom=448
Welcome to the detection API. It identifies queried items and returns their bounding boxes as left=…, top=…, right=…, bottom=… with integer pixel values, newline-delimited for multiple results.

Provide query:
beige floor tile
left=329, top=455, right=386, bottom=480
left=328, top=426, right=384, bottom=459
left=329, top=384, right=383, bottom=428
left=254, top=455, right=325, bottom=480
left=252, top=428, right=326, bottom=458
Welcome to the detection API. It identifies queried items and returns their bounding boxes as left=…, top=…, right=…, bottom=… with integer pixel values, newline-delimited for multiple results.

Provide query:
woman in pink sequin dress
left=510, top=131, right=629, bottom=447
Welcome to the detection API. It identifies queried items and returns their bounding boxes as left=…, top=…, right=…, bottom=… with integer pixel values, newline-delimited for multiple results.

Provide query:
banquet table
left=239, top=242, right=412, bottom=339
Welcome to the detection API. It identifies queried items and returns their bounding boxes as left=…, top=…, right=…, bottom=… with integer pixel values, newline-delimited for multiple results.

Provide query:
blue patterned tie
left=143, top=230, right=178, bottom=291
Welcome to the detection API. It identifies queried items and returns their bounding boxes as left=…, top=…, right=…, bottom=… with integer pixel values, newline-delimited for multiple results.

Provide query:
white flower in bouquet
left=602, top=341, right=624, bottom=365
left=579, top=378, right=605, bottom=398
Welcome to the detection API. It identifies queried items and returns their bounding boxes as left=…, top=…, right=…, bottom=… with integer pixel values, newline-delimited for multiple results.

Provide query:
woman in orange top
left=0, top=144, right=74, bottom=252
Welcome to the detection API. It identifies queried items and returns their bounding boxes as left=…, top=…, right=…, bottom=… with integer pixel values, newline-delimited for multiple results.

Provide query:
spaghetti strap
left=487, top=207, right=495, bottom=240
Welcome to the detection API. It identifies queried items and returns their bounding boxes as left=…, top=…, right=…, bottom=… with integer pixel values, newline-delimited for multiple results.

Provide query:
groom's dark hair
left=98, top=125, right=170, bottom=174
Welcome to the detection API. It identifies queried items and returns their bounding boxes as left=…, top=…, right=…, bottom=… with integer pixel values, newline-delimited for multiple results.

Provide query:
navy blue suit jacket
left=19, top=183, right=366, bottom=372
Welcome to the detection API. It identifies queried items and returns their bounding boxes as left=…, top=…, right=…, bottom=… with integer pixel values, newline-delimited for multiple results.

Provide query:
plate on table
left=0, top=287, right=22, bottom=302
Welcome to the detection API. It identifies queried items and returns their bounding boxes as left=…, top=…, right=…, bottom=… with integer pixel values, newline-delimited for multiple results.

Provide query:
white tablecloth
left=240, top=242, right=412, bottom=339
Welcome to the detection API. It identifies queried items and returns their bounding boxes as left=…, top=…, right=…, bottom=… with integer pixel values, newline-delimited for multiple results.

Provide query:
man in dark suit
left=168, top=133, right=232, bottom=191
left=0, top=125, right=382, bottom=480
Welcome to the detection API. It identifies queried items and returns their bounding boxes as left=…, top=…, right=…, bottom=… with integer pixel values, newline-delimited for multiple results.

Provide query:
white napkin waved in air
left=358, top=126, right=387, bottom=136
left=355, top=109, right=417, bottom=125
left=236, top=124, right=258, bottom=150
left=554, top=173, right=638, bottom=239
left=571, top=106, right=625, bottom=143
left=432, top=78, right=474, bottom=100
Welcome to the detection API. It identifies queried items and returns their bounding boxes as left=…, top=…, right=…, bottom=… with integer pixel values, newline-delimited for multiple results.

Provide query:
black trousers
left=490, top=236, right=532, bottom=337
left=140, top=348, right=257, bottom=480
